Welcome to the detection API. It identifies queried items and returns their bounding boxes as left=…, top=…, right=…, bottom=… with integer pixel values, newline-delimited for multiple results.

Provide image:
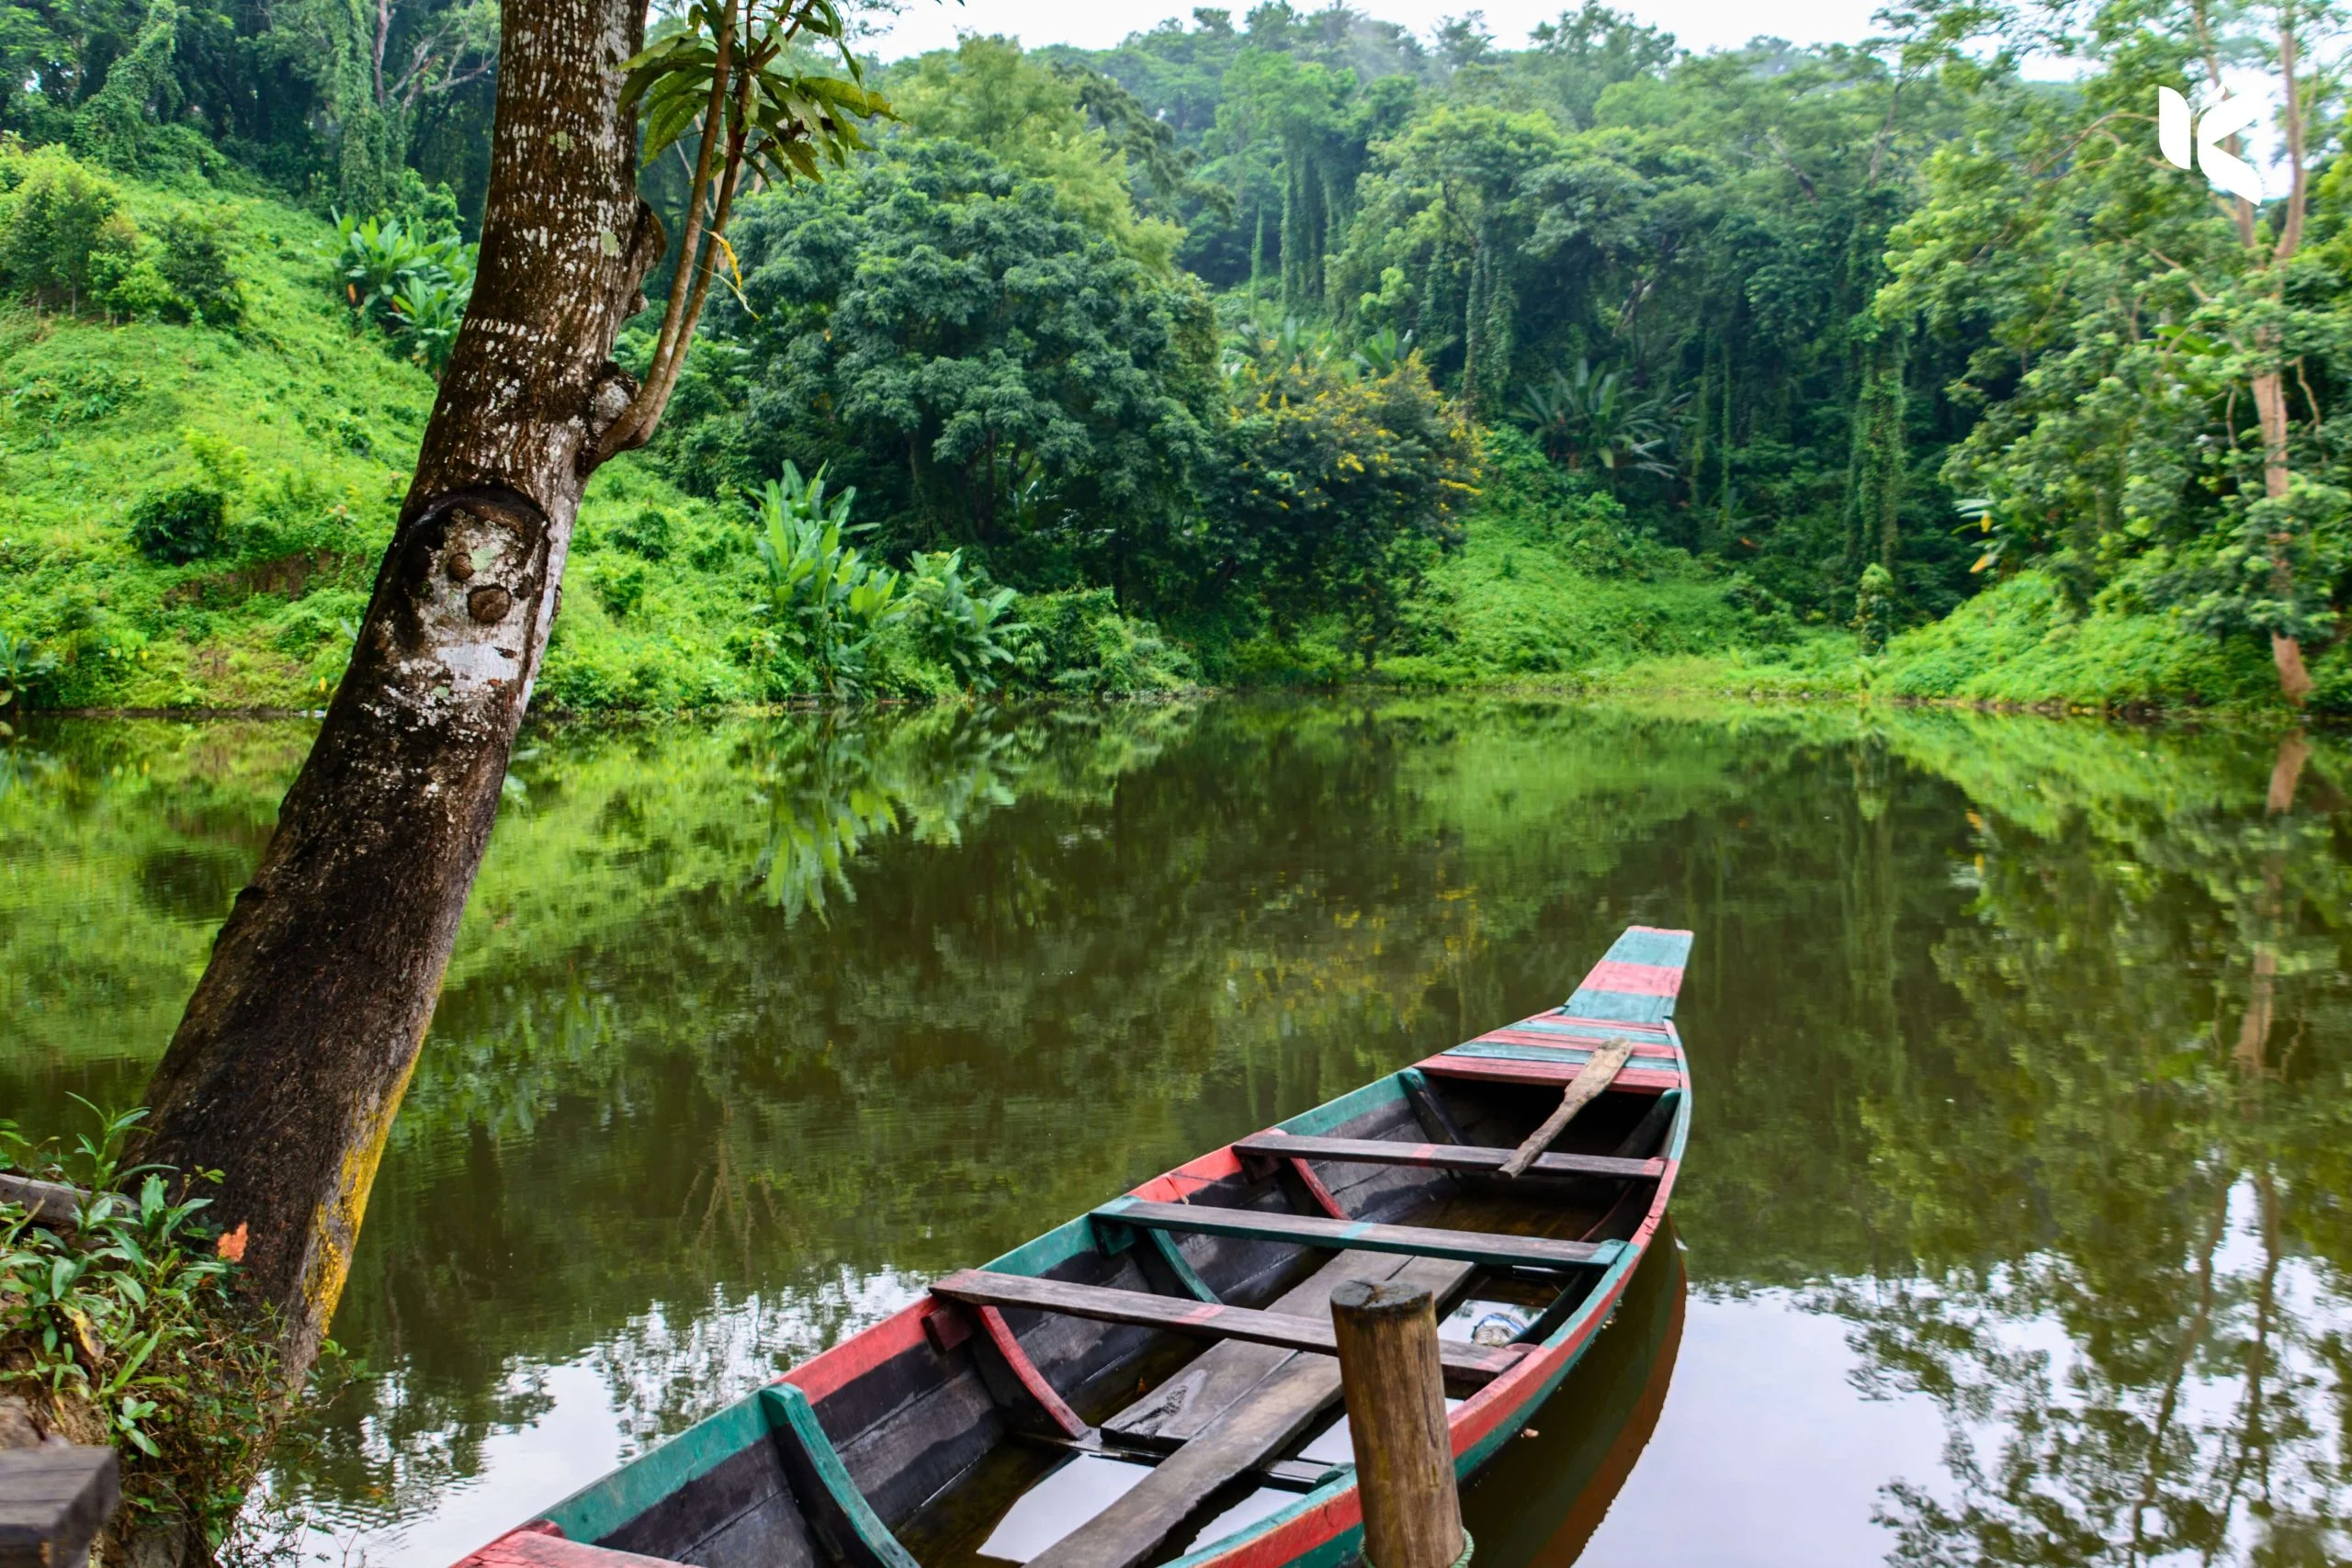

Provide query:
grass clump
left=1, top=1102, right=283, bottom=1559
left=1868, top=571, right=2283, bottom=709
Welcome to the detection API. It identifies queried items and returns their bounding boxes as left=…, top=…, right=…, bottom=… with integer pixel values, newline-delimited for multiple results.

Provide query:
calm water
left=4, top=698, right=2348, bottom=1567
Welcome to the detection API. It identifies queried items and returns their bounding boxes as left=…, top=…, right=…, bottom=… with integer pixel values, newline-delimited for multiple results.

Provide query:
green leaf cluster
left=1, top=1102, right=282, bottom=1546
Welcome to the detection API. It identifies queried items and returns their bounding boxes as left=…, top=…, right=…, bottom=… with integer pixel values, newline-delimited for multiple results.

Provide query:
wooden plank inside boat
left=1027, top=1257, right=1476, bottom=1568
left=1092, top=1198, right=1621, bottom=1270
left=931, top=1271, right=1523, bottom=1389
left=1103, top=1249, right=1438, bottom=1449
left=1233, top=1133, right=1662, bottom=1181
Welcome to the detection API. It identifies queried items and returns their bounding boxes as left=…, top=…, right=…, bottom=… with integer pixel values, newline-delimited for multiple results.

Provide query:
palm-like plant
left=752, top=463, right=906, bottom=697
left=906, top=549, right=1026, bottom=693
left=327, top=213, right=457, bottom=319
left=1351, top=327, right=1416, bottom=378
left=390, top=274, right=472, bottom=378
left=1514, top=358, right=1679, bottom=486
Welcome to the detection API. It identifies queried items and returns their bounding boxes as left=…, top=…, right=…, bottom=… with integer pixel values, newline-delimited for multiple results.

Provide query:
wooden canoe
left=450, top=925, right=1693, bottom=1568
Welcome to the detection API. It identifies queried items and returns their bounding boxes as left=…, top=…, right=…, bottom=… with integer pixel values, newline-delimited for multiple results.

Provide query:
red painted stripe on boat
left=1577, top=959, right=1684, bottom=998
left=1416, top=1055, right=1685, bottom=1092
left=777, top=1296, right=940, bottom=1403
left=1480, top=1028, right=1680, bottom=1057
left=977, top=1305, right=1088, bottom=1438
left=1289, top=1158, right=1347, bottom=1219
left=1130, top=1145, right=1244, bottom=1203
left=1193, top=1488, right=1363, bottom=1568
left=457, top=1526, right=672, bottom=1568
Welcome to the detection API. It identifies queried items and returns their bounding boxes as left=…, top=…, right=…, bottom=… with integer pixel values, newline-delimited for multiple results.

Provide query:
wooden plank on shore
left=1094, top=1197, right=1621, bottom=1271
left=930, top=1271, right=1523, bottom=1389
left=1235, top=1133, right=1662, bottom=1182
left=0, top=1447, right=118, bottom=1568
left=0, top=1175, right=82, bottom=1228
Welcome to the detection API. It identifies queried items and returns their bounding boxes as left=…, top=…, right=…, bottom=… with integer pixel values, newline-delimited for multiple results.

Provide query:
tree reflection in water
left=0, top=702, right=2346, bottom=1566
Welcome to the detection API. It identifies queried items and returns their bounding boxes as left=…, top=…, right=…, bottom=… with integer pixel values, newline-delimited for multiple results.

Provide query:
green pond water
left=4, top=697, right=2349, bottom=1567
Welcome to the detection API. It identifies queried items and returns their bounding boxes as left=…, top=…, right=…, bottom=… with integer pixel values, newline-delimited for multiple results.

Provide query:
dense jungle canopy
left=2, top=0, right=2350, bottom=709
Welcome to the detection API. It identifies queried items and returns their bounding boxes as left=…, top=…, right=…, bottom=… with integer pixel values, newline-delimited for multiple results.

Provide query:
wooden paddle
left=1497, top=1040, right=1634, bottom=1178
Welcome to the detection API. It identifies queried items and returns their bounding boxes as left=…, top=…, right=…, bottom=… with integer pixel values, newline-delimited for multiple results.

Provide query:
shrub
left=611, top=505, right=678, bottom=560
left=389, top=272, right=467, bottom=376
left=0, top=146, right=122, bottom=309
left=906, top=550, right=1026, bottom=693
left=148, top=212, right=243, bottom=326
left=0, top=628, right=56, bottom=728
left=128, top=480, right=228, bottom=564
left=1852, top=563, right=1897, bottom=654
left=1, top=1103, right=283, bottom=1549
left=594, top=557, right=650, bottom=618
left=1015, top=588, right=1195, bottom=694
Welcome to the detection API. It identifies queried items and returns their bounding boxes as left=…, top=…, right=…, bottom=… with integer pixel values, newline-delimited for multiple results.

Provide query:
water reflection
left=2, top=700, right=2346, bottom=1567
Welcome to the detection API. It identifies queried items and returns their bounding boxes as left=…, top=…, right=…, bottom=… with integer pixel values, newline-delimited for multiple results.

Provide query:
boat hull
left=457, top=925, right=1693, bottom=1568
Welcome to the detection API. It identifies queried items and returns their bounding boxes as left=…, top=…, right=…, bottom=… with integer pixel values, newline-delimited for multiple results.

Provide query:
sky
left=861, top=0, right=1889, bottom=62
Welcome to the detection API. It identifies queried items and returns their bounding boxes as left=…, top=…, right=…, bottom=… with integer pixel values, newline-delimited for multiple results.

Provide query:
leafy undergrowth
left=1230, top=429, right=1808, bottom=686
left=1, top=1104, right=281, bottom=1562
left=1865, top=572, right=2317, bottom=711
left=1588, top=571, right=2345, bottom=716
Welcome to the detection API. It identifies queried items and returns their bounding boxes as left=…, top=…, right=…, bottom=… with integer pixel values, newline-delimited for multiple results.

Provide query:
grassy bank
left=2, top=164, right=2336, bottom=720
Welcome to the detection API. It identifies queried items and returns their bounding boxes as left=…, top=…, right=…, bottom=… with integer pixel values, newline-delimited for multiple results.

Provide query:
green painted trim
left=1145, top=1225, right=1220, bottom=1303
left=760, top=1385, right=921, bottom=1568
left=1093, top=1196, right=1623, bottom=1272
left=984, top=1213, right=1104, bottom=1276
left=1509, top=1017, right=1676, bottom=1041
left=1600, top=928, right=1692, bottom=968
left=540, top=1388, right=770, bottom=1544
left=1277, top=1074, right=1407, bottom=1138
left=1562, top=988, right=1673, bottom=1024
left=1443, top=1040, right=1603, bottom=1066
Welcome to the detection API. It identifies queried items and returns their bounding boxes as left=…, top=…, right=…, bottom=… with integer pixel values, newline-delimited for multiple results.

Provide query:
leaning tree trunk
left=139, top=0, right=661, bottom=1373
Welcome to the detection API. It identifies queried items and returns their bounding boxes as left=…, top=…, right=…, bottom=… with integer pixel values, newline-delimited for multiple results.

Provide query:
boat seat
left=931, top=1270, right=1521, bottom=1391
left=1233, top=1133, right=1661, bottom=1181
left=1091, top=1197, right=1622, bottom=1270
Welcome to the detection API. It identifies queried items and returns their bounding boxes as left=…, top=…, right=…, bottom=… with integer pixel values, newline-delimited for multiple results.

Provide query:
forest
left=4, top=0, right=2351, bottom=714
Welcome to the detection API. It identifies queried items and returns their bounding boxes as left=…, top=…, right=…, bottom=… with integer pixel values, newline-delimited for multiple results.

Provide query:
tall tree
left=133, top=0, right=882, bottom=1370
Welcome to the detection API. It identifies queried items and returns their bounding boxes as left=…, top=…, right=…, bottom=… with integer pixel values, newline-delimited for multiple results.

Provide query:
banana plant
left=390, top=274, right=473, bottom=378
left=907, top=550, right=1028, bottom=693
left=752, top=463, right=907, bottom=698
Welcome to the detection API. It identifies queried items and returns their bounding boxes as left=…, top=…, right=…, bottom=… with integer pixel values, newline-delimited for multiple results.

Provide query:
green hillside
left=0, top=145, right=2340, bottom=716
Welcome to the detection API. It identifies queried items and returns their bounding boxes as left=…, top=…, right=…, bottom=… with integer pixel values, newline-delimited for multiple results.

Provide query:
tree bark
left=2250, top=368, right=2316, bottom=701
left=138, top=0, right=662, bottom=1372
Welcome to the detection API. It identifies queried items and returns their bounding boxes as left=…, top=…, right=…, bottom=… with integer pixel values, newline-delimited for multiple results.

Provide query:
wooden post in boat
left=1329, top=1280, right=1466, bottom=1568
